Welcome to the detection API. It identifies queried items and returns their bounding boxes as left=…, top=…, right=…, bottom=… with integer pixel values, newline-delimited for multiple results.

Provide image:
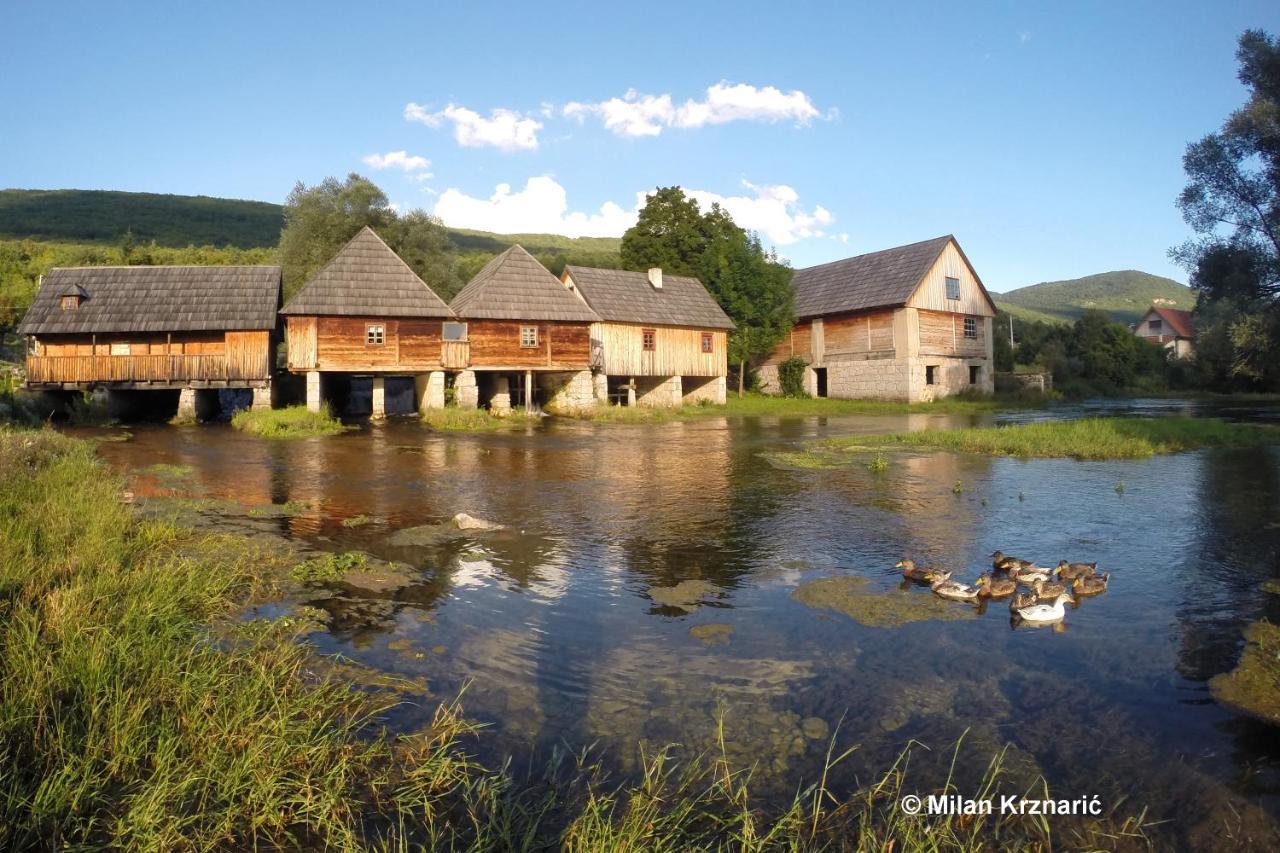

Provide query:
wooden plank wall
left=593, top=323, right=727, bottom=376
left=36, top=332, right=225, bottom=357
left=824, top=310, right=897, bottom=357
left=286, top=317, right=318, bottom=370
left=225, top=331, right=271, bottom=380
left=917, top=309, right=986, bottom=357
left=305, top=316, right=446, bottom=371
left=467, top=320, right=591, bottom=369
left=907, top=241, right=995, bottom=317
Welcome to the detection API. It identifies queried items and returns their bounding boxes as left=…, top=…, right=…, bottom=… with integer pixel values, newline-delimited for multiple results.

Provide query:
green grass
left=822, top=416, right=1280, bottom=461
left=422, top=406, right=534, bottom=432
left=291, top=551, right=369, bottom=583
left=230, top=404, right=348, bottom=438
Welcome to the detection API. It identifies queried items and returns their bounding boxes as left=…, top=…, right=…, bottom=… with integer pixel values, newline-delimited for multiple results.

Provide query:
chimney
left=648, top=267, right=663, bottom=289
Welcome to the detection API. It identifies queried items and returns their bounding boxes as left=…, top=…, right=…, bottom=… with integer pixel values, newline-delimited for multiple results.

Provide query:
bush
left=777, top=356, right=809, bottom=398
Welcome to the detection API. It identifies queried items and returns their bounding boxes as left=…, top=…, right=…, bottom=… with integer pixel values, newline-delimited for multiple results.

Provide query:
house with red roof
left=1133, top=306, right=1195, bottom=358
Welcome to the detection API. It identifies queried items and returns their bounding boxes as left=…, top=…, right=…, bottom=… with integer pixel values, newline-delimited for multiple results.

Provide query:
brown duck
left=976, top=572, right=1017, bottom=598
left=896, top=559, right=950, bottom=584
left=1072, top=573, right=1111, bottom=596
left=1055, top=561, right=1098, bottom=581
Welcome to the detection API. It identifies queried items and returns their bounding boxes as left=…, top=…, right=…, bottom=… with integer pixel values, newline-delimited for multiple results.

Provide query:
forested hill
left=0, top=188, right=622, bottom=256
left=995, top=270, right=1194, bottom=325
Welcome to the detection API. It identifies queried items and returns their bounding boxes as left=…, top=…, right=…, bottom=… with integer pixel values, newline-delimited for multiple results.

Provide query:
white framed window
left=443, top=321, right=468, bottom=341
left=520, top=325, right=538, bottom=348
left=701, top=332, right=713, bottom=353
left=963, top=317, right=977, bottom=339
left=945, top=277, right=961, bottom=300
left=366, top=324, right=385, bottom=346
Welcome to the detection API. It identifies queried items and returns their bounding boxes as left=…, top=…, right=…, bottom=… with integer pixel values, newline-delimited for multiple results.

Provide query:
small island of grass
left=1209, top=620, right=1280, bottom=726
left=230, top=405, right=349, bottom=439
left=421, top=406, right=535, bottom=432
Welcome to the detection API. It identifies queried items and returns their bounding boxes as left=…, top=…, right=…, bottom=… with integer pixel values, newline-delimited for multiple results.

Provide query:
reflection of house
left=449, top=245, right=600, bottom=413
left=759, top=235, right=996, bottom=402
left=1134, top=306, right=1194, bottom=358
left=281, top=226, right=459, bottom=417
left=561, top=265, right=734, bottom=406
left=20, top=265, right=281, bottom=414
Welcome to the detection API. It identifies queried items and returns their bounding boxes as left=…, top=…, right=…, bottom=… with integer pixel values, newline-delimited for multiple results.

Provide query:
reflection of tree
left=1176, top=447, right=1280, bottom=683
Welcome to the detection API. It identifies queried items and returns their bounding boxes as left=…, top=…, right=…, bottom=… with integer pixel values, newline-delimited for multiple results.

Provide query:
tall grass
left=230, top=404, right=348, bottom=438
left=422, top=406, right=534, bottom=431
left=823, top=416, right=1279, bottom=460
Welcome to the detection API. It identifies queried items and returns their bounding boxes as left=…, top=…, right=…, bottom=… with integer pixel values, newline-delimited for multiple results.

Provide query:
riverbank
left=0, top=426, right=1163, bottom=849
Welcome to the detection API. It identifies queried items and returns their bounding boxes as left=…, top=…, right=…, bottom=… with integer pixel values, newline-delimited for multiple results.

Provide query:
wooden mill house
left=281, top=226, right=461, bottom=417
left=560, top=265, right=733, bottom=406
left=19, top=265, right=281, bottom=418
left=758, top=235, right=996, bottom=401
left=448, top=245, right=600, bottom=413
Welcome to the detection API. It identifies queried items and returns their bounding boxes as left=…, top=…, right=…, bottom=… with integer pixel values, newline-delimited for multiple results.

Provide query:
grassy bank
left=820, top=416, right=1279, bottom=461
left=0, top=427, right=1160, bottom=848
left=230, top=404, right=348, bottom=438
left=422, top=405, right=536, bottom=432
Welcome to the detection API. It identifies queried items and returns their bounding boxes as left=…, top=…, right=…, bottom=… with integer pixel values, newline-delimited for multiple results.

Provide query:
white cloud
left=404, top=102, right=542, bottom=151
left=433, top=176, right=834, bottom=246
left=564, top=81, right=826, bottom=137
left=433, top=176, right=636, bottom=237
left=362, top=150, right=432, bottom=173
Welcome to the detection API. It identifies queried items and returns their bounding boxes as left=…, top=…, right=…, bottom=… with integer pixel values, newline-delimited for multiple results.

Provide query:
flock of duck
left=896, top=551, right=1111, bottom=626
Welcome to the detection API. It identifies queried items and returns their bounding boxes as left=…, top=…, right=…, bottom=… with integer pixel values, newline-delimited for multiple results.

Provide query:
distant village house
left=1133, top=306, right=1195, bottom=358
left=759, top=235, right=996, bottom=401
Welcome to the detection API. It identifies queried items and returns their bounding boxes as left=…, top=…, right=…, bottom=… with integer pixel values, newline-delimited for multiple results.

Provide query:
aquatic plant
left=1209, top=620, right=1280, bottom=726
left=790, top=575, right=976, bottom=628
left=421, top=406, right=531, bottom=431
left=290, top=551, right=368, bottom=583
left=230, top=405, right=348, bottom=438
left=868, top=452, right=889, bottom=473
left=953, top=480, right=964, bottom=494
left=341, top=513, right=372, bottom=528
left=1115, top=480, right=1126, bottom=494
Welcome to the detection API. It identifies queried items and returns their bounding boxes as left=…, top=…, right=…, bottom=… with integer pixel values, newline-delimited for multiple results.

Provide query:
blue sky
left=2, top=1, right=1276, bottom=291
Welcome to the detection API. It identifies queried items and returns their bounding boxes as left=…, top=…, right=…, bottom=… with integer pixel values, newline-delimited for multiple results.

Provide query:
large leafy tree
left=621, top=188, right=794, bottom=394
left=1173, top=30, right=1280, bottom=389
left=278, top=174, right=460, bottom=301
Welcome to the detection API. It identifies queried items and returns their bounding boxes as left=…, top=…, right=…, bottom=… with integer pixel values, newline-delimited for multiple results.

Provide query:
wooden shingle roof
left=791, top=235, right=954, bottom=318
left=563, top=266, right=734, bottom=329
left=18, top=265, right=281, bottom=335
left=450, top=245, right=599, bottom=322
left=280, top=226, right=453, bottom=318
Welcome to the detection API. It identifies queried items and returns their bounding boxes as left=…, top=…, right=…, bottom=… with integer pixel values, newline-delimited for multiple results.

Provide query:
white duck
left=1013, top=592, right=1074, bottom=625
left=930, top=576, right=980, bottom=602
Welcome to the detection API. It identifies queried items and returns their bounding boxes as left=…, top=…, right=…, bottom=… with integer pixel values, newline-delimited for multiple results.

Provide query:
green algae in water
left=689, top=623, right=734, bottom=646
left=790, top=575, right=976, bottom=628
left=291, top=551, right=368, bottom=583
left=1210, top=620, right=1280, bottom=726
left=1261, top=579, right=1280, bottom=595
left=650, top=579, right=716, bottom=611
left=341, top=514, right=373, bottom=528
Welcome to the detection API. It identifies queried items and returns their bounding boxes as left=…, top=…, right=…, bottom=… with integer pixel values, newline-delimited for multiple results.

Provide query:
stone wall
left=682, top=375, right=726, bottom=405
left=907, top=357, right=993, bottom=402
left=756, top=364, right=780, bottom=394
left=825, top=356, right=912, bottom=400
left=635, top=374, right=683, bottom=407
left=539, top=370, right=597, bottom=413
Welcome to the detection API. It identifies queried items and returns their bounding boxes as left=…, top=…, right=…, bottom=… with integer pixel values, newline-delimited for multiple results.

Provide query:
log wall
left=591, top=323, right=727, bottom=376
left=28, top=330, right=272, bottom=384
left=466, top=320, right=591, bottom=370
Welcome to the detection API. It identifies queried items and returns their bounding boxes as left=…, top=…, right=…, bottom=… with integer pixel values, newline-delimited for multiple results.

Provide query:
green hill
left=995, top=270, right=1193, bottom=326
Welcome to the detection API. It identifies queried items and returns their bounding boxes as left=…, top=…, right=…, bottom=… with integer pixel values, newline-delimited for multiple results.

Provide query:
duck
left=930, top=576, right=980, bottom=602
left=1072, top=573, right=1111, bottom=596
left=1055, top=561, right=1098, bottom=581
left=990, top=551, right=1037, bottom=572
left=1013, top=592, right=1074, bottom=625
left=1010, top=589, right=1038, bottom=611
left=1032, top=577, right=1070, bottom=599
left=1010, top=565, right=1052, bottom=585
left=976, top=572, right=1017, bottom=599
left=896, top=559, right=950, bottom=584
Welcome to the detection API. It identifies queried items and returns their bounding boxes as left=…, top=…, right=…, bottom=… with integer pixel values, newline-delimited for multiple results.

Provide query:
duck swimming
left=976, top=573, right=1017, bottom=598
left=990, top=551, right=1037, bottom=572
left=1010, top=565, right=1052, bottom=585
left=1072, top=573, right=1111, bottom=596
left=1033, top=577, right=1070, bottom=599
left=896, top=559, right=950, bottom=584
left=1055, top=561, right=1098, bottom=581
left=1013, top=592, right=1074, bottom=625
left=930, top=576, right=980, bottom=602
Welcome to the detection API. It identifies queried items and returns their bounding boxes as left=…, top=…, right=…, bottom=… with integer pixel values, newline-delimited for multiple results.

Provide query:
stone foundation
left=635, top=374, right=682, bottom=407
left=681, top=375, right=727, bottom=405
left=370, top=377, right=387, bottom=419
left=758, top=355, right=993, bottom=402
left=251, top=384, right=274, bottom=410
left=305, top=371, right=323, bottom=413
left=539, top=370, right=596, bottom=413
left=454, top=370, right=478, bottom=408
left=414, top=371, right=445, bottom=412
left=489, top=375, right=512, bottom=414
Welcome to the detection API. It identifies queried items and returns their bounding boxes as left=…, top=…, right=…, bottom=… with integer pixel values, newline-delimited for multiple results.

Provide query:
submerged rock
left=1210, top=620, right=1280, bottom=726
left=452, top=512, right=505, bottom=531
left=689, top=623, right=734, bottom=646
left=1261, top=579, right=1280, bottom=595
left=650, top=579, right=716, bottom=611
left=800, top=716, right=829, bottom=740
left=790, top=575, right=976, bottom=628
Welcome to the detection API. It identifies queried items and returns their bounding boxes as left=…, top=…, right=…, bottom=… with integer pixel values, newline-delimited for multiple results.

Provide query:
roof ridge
left=797, top=234, right=953, bottom=273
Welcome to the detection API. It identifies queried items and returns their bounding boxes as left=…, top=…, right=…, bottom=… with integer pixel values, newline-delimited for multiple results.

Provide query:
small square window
left=443, top=321, right=468, bottom=341
left=963, top=317, right=977, bottom=339
left=701, top=332, right=713, bottom=353
left=642, top=329, right=656, bottom=351
left=925, top=365, right=936, bottom=386
left=366, top=324, right=385, bottom=346
left=1148, top=319, right=1162, bottom=331
left=945, top=277, right=961, bottom=300
left=520, top=325, right=538, bottom=348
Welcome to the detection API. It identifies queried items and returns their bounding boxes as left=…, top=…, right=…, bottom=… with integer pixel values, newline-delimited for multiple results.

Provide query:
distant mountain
left=0, top=188, right=621, bottom=258
left=995, top=270, right=1194, bottom=326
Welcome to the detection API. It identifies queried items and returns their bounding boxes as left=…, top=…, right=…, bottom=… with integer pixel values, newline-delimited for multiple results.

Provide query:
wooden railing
left=26, top=355, right=230, bottom=384
left=441, top=340, right=470, bottom=370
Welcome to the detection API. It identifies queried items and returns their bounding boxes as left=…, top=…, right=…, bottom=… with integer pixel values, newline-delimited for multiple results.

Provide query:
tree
left=278, top=173, right=460, bottom=301
left=621, top=188, right=794, bottom=395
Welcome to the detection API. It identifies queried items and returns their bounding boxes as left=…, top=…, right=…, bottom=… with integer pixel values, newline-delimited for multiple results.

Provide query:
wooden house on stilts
left=448, top=245, right=600, bottom=413
left=280, top=226, right=462, bottom=417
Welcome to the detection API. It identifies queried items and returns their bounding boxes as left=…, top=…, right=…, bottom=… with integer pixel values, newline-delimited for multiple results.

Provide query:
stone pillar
left=682, top=375, right=728, bottom=406
left=592, top=372, right=608, bottom=403
left=711, top=375, right=727, bottom=405
left=176, top=387, right=197, bottom=422
left=251, top=384, right=273, bottom=410
left=370, top=377, right=386, bottom=419
left=670, top=375, right=683, bottom=406
left=524, top=371, right=534, bottom=414
left=454, top=370, right=478, bottom=408
left=306, top=371, right=322, bottom=413
left=637, top=375, right=682, bottom=407
left=540, top=370, right=596, bottom=414
left=626, top=377, right=636, bottom=407
left=490, top=375, right=511, bottom=414
left=415, top=371, right=445, bottom=412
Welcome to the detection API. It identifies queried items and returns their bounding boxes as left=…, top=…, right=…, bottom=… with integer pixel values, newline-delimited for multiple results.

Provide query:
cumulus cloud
left=362, top=150, right=432, bottom=173
left=404, top=102, right=542, bottom=151
left=563, top=82, right=826, bottom=137
left=433, top=176, right=833, bottom=246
